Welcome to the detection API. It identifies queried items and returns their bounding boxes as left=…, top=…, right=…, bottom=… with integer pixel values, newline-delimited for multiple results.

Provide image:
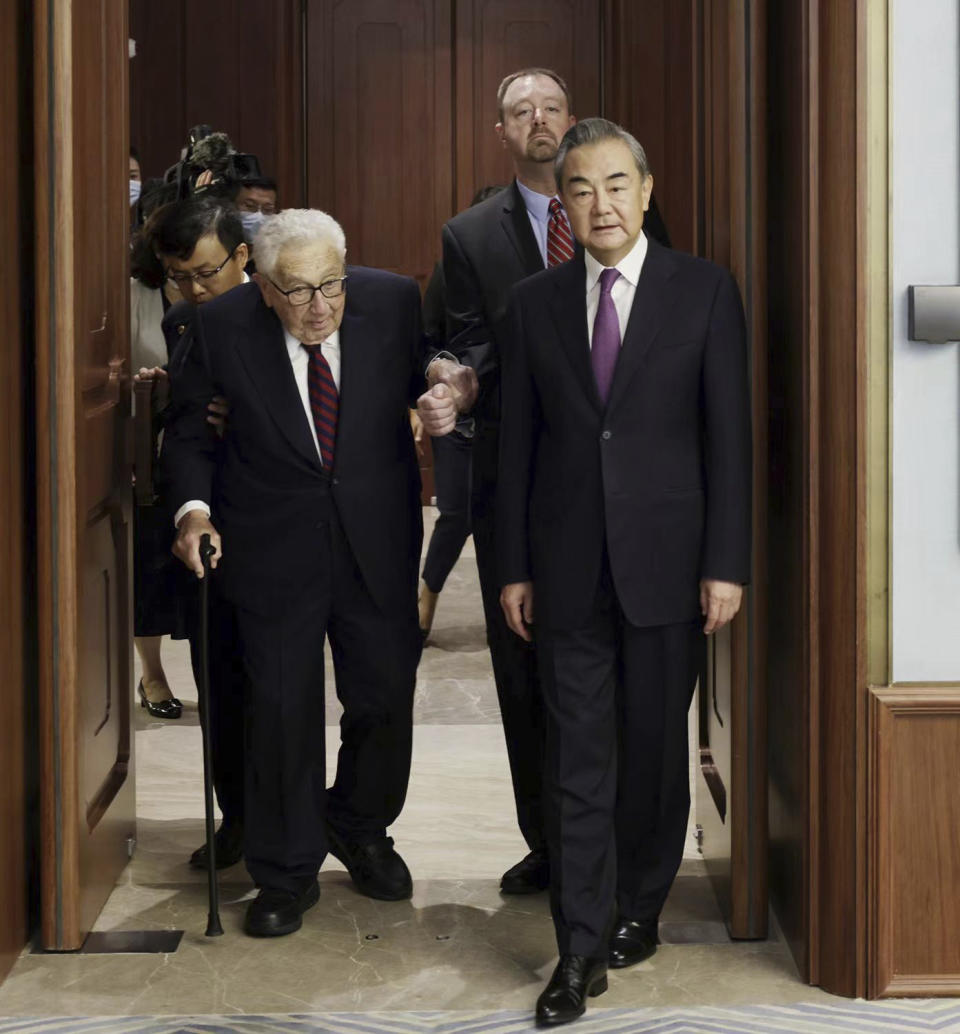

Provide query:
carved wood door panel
left=35, top=0, right=135, bottom=950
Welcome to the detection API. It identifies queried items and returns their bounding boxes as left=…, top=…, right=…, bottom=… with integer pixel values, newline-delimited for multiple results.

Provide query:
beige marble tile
left=0, top=506, right=788, bottom=1019
left=0, top=874, right=831, bottom=1017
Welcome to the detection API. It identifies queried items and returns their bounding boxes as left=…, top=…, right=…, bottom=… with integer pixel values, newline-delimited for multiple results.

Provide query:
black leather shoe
left=608, top=916, right=659, bottom=969
left=244, top=881, right=320, bottom=937
left=137, top=680, right=182, bottom=720
left=189, top=820, right=244, bottom=870
left=326, top=826, right=413, bottom=901
left=536, top=954, right=608, bottom=1026
left=500, top=848, right=550, bottom=894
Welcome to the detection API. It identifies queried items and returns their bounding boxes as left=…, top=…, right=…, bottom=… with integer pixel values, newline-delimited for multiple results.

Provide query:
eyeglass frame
left=165, top=246, right=239, bottom=286
left=267, top=274, right=349, bottom=306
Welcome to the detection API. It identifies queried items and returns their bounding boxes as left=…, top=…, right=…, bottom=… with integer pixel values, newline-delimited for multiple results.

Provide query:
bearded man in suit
left=163, top=209, right=425, bottom=937
left=497, top=118, right=751, bottom=1025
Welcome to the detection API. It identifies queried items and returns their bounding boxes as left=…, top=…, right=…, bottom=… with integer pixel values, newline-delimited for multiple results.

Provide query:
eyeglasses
left=268, top=275, right=348, bottom=306
left=166, top=248, right=238, bottom=285
left=238, top=201, right=277, bottom=215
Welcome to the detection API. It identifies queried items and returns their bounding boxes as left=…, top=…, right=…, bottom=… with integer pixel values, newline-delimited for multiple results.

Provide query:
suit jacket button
left=332, top=477, right=339, bottom=485
left=601, top=430, right=612, bottom=440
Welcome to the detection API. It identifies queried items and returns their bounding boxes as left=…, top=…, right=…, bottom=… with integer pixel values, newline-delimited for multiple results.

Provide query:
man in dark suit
left=498, top=119, right=751, bottom=1024
left=146, top=196, right=252, bottom=872
left=163, top=209, right=425, bottom=937
left=419, top=70, right=672, bottom=897
left=417, top=68, right=576, bottom=896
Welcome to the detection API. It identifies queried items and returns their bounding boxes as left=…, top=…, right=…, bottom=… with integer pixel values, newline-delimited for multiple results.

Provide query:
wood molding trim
left=868, top=687, right=960, bottom=997
left=0, top=0, right=29, bottom=984
left=34, top=0, right=81, bottom=950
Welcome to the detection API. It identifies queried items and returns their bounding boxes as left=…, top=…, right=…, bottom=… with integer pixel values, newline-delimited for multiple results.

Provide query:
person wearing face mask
left=130, top=146, right=143, bottom=208
left=231, top=175, right=279, bottom=272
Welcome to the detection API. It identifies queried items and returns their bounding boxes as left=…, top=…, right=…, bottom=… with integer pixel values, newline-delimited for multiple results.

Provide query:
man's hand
left=427, top=358, right=479, bottom=413
left=700, top=579, right=743, bottom=635
left=173, top=510, right=222, bottom=578
left=135, top=365, right=168, bottom=384
left=500, top=581, right=535, bottom=641
left=135, top=365, right=170, bottom=409
left=206, top=395, right=229, bottom=437
left=417, top=383, right=458, bottom=436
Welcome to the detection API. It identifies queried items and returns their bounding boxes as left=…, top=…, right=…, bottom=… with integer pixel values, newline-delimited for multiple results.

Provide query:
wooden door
left=305, top=0, right=453, bottom=287
left=0, top=0, right=29, bottom=981
left=35, top=0, right=136, bottom=950
left=453, top=0, right=601, bottom=209
left=693, top=0, right=768, bottom=940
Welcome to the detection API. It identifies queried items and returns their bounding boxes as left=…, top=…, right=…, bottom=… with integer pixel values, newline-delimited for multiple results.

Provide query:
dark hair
left=130, top=229, right=166, bottom=288
left=146, top=196, right=244, bottom=261
left=233, top=175, right=277, bottom=195
left=554, top=117, right=651, bottom=189
left=130, top=145, right=140, bottom=164
left=471, top=184, right=506, bottom=206
left=497, top=67, right=572, bottom=121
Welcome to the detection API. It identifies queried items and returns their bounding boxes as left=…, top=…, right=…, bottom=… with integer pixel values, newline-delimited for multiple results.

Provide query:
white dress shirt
left=173, top=304, right=341, bottom=527
left=515, top=179, right=566, bottom=267
left=584, top=231, right=649, bottom=347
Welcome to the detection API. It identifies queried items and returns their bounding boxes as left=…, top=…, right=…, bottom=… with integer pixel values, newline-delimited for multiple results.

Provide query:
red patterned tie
left=303, top=344, right=338, bottom=468
left=547, top=198, right=575, bottom=267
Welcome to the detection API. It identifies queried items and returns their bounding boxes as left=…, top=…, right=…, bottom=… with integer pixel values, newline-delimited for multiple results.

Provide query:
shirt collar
left=584, top=231, right=648, bottom=293
left=515, top=178, right=559, bottom=225
left=241, top=271, right=250, bottom=284
left=284, top=325, right=340, bottom=360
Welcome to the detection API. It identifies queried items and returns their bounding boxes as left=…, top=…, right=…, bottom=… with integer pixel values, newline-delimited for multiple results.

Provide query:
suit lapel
left=605, top=240, right=681, bottom=415
left=233, top=299, right=323, bottom=471
left=337, top=276, right=367, bottom=435
left=549, top=255, right=604, bottom=413
left=501, top=180, right=546, bottom=276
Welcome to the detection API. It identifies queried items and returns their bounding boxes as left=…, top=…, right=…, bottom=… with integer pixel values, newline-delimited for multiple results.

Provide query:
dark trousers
left=187, top=577, right=246, bottom=827
left=472, top=485, right=545, bottom=854
left=422, top=431, right=472, bottom=592
left=235, top=505, right=421, bottom=894
left=536, top=565, right=703, bottom=957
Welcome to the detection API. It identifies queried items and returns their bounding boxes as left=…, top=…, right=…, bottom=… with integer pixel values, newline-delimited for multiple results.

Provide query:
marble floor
left=0, top=511, right=844, bottom=1025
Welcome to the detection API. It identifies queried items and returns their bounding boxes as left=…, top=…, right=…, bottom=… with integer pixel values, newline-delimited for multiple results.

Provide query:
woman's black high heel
left=137, top=679, right=183, bottom=719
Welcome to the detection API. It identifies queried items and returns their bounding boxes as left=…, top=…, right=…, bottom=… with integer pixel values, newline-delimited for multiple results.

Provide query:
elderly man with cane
left=162, top=209, right=477, bottom=936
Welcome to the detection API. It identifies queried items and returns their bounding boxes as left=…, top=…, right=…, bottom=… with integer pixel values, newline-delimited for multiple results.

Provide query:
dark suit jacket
left=442, top=181, right=672, bottom=510
left=441, top=181, right=544, bottom=512
left=161, top=271, right=425, bottom=617
left=497, top=239, right=752, bottom=631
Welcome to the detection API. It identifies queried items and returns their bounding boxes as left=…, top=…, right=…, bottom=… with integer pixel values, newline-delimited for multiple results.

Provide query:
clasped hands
left=500, top=578, right=744, bottom=640
left=416, top=358, right=479, bottom=436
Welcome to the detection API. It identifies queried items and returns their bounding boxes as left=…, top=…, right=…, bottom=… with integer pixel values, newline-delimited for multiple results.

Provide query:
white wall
left=891, top=0, right=960, bottom=680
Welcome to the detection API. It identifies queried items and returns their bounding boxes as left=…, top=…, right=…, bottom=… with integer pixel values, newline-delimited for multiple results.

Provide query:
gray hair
left=554, top=118, right=651, bottom=190
left=253, top=208, right=347, bottom=278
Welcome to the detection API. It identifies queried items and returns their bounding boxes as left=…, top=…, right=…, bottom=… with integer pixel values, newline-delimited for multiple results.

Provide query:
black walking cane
left=198, top=532, right=224, bottom=937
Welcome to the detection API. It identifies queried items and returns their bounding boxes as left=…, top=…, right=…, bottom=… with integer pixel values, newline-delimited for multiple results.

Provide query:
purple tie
left=592, top=267, right=621, bottom=403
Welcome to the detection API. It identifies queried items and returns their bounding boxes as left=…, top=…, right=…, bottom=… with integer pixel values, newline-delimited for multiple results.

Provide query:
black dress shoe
left=536, top=954, right=608, bottom=1026
left=326, top=826, right=413, bottom=901
left=500, top=848, right=550, bottom=894
left=244, top=881, right=320, bottom=937
left=189, top=820, right=244, bottom=870
left=137, top=680, right=182, bottom=720
left=608, top=916, right=659, bottom=969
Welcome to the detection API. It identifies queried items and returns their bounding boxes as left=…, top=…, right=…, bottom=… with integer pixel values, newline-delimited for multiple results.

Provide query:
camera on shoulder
left=163, top=124, right=261, bottom=200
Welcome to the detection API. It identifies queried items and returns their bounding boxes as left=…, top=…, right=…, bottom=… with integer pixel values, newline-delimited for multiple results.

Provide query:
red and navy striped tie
left=547, top=198, right=575, bottom=267
left=303, top=343, right=338, bottom=468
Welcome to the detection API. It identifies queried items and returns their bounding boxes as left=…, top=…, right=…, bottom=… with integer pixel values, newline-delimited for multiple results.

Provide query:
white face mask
left=129, top=179, right=142, bottom=206
left=240, top=209, right=267, bottom=243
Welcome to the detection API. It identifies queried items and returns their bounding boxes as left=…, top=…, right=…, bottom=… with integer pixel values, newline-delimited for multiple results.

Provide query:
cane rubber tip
left=206, top=919, right=224, bottom=937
